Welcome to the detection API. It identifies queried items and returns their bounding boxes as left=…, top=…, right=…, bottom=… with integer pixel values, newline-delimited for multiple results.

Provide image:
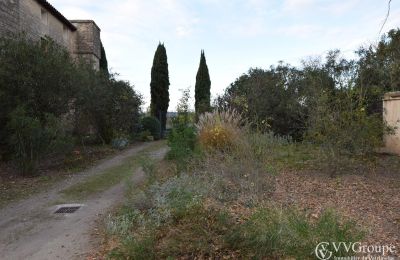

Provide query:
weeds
left=227, top=207, right=364, bottom=259
left=108, top=235, right=156, bottom=260
left=104, top=111, right=365, bottom=259
left=166, top=126, right=197, bottom=168
left=140, top=156, right=156, bottom=183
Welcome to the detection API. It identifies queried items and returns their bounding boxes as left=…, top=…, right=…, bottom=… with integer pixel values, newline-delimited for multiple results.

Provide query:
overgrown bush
left=0, top=35, right=142, bottom=174
left=141, top=117, right=161, bottom=140
left=74, top=71, right=142, bottom=144
left=305, top=90, right=393, bottom=174
left=306, top=92, right=388, bottom=156
left=7, top=107, right=73, bottom=175
left=167, top=126, right=196, bottom=165
left=0, top=36, right=76, bottom=149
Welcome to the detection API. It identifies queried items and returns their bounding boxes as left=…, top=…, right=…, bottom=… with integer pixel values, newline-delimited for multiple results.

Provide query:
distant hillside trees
left=150, top=43, right=170, bottom=133
left=195, top=50, right=211, bottom=117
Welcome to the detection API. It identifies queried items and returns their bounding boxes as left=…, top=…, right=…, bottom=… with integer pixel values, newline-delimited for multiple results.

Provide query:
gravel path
left=0, top=142, right=167, bottom=260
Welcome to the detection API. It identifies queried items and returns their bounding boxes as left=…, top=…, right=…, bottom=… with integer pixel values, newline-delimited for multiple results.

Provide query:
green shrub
left=0, top=36, right=143, bottom=167
left=305, top=91, right=393, bottom=174
left=7, top=106, right=73, bottom=175
left=227, top=208, right=364, bottom=259
left=0, top=36, right=76, bottom=150
left=306, top=92, right=387, bottom=156
left=167, top=126, right=196, bottom=166
left=139, top=130, right=152, bottom=142
left=141, top=117, right=161, bottom=140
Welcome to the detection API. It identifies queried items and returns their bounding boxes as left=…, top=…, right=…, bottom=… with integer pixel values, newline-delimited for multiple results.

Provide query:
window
left=41, top=9, right=48, bottom=25
left=63, top=25, right=69, bottom=42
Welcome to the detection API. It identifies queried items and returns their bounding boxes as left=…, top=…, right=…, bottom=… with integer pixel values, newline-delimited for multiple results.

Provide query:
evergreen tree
left=100, top=42, right=109, bottom=74
left=195, top=50, right=211, bottom=117
left=150, top=43, right=170, bottom=133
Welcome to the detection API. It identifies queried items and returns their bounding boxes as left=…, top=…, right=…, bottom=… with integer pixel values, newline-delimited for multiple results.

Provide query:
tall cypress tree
left=99, top=42, right=109, bottom=74
left=195, top=50, right=211, bottom=117
left=150, top=43, right=170, bottom=132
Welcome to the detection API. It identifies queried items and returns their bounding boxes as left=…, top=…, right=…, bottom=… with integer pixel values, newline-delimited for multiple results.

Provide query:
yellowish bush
left=196, top=109, right=245, bottom=151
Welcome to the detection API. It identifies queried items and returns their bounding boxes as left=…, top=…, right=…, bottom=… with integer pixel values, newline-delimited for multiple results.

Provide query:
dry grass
left=196, top=109, right=247, bottom=151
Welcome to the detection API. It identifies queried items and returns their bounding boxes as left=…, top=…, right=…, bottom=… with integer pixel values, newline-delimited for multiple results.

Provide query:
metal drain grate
left=54, top=206, right=81, bottom=214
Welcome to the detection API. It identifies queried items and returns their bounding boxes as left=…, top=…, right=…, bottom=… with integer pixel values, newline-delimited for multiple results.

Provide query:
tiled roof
left=35, top=0, right=76, bottom=31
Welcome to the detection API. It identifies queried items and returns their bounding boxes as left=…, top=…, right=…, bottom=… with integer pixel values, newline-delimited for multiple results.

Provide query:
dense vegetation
left=215, top=29, right=400, bottom=145
left=0, top=36, right=142, bottom=175
left=150, top=43, right=170, bottom=133
left=140, top=117, right=161, bottom=141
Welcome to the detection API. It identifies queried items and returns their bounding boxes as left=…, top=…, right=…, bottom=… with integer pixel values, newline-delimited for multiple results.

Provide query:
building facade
left=0, top=0, right=101, bottom=69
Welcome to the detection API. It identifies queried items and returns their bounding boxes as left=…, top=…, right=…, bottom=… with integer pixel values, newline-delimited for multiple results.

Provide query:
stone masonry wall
left=71, top=21, right=101, bottom=59
left=19, top=0, right=42, bottom=41
left=0, top=1, right=100, bottom=70
left=71, top=20, right=101, bottom=70
left=19, top=0, right=72, bottom=50
left=0, top=0, right=20, bottom=38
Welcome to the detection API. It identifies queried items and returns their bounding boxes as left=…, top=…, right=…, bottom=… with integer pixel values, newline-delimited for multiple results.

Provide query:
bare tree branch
left=379, top=0, right=392, bottom=35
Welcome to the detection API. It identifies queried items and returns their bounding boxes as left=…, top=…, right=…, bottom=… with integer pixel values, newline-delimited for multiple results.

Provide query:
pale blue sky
left=51, top=0, right=400, bottom=111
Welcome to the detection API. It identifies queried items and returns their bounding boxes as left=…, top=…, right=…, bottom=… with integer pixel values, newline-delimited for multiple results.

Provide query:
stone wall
left=383, top=92, right=400, bottom=155
left=0, top=0, right=20, bottom=37
left=71, top=20, right=101, bottom=60
left=0, top=0, right=101, bottom=70
left=71, top=20, right=101, bottom=70
left=19, top=0, right=72, bottom=50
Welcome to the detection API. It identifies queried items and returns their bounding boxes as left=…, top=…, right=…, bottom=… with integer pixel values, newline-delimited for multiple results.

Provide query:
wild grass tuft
left=227, top=207, right=364, bottom=259
left=196, top=109, right=246, bottom=151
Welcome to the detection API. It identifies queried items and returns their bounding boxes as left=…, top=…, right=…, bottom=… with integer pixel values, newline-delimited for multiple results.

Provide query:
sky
left=51, top=0, right=400, bottom=111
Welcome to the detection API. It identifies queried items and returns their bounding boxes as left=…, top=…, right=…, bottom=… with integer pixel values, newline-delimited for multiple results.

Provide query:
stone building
left=0, top=0, right=101, bottom=69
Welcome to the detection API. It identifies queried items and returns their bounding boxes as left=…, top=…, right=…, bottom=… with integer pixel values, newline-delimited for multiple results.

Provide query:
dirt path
left=0, top=142, right=168, bottom=260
